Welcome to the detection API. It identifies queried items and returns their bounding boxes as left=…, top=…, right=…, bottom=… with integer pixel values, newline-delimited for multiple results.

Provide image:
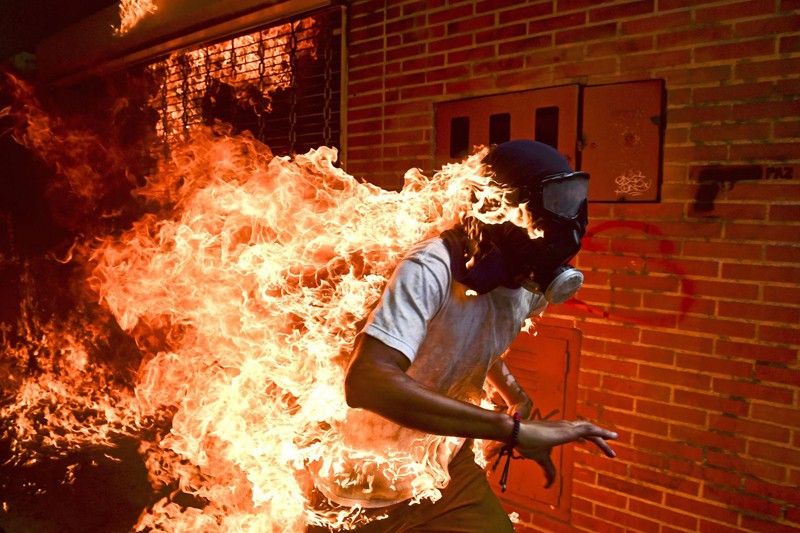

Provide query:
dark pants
left=307, top=443, right=513, bottom=532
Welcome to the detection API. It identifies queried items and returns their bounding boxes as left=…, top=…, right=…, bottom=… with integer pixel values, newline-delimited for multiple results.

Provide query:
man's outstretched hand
left=516, top=420, right=618, bottom=488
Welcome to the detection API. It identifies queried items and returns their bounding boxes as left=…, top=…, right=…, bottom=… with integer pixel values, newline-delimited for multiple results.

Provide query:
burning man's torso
left=314, top=238, right=544, bottom=508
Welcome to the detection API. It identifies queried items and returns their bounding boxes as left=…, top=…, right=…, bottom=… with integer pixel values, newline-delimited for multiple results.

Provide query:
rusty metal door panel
left=488, top=324, right=581, bottom=522
left=581, top=79, right=665, bottom=202
left=435, top=85, right=580, bottom=169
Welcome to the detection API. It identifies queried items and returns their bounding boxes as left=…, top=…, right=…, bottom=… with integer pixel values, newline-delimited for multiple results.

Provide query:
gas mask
left=490, top=170, right=589, bottom=303
left=443, top=140, right=589, bottom=303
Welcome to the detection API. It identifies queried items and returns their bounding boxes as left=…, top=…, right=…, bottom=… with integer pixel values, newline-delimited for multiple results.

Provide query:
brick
left=774, top=120, right=800, bottom=139
left=713, top=377, right=794, bottom=404
left=555, top=22, right=617, bottom=45
left=446, top=13, right=495, bottom=35
left=637, top=399, right=707, bottom=425
left=711, top=414, right=791, bottom=443
left=715, top=339, right=796, bottom=363
left=621, top=49, right=692, bottom=71
left=528, top=12, right=585, bottom=33
left=719, top=301, right=800, bottom=324
left=571, top=512, right=625, bottom=533
left=630, top=465, right=700, bottom=496
left=580, top=321, right=640, bottom=343
left=763, top=284, right=800, bottom=305
left=672, top=424, right=746, bottom=452
left=664, top=143, right=730, bottom=162
left=552, top=57, right=617, bottom=78
left=659, top=65, right=733, bottom=86
left=641, top=330, right=714, bottom=354
left=585, top=389, right=636, bottom=411
left=704, top=484, right=782, bottom=516
left=696, top=0, right=776, bottom=23
left=665, top=493, right=740, bottom=524
left=759, top=324, right=800, bottom=345
left=695, top=38, right=776, bottom=62
left=675, top=353, right=752, bottom=378
left=639, top=364, right=711, bottom=390
left=682, top=241, right=762, bottom=261
left=659, top=0, right=723, bottom=8
left=629, top=498, right=698, bottom=530
left=386, top=42, right=425, bottom=62
left=475, top=22, right=525, bottom=43
left=606, top=341, right=675, bottom=365
left=428, top=34, right=472, bottom=53
left=740, top=517, right=800, bottom=533
left=598, top=474, right=663, bottom=502
left=589, top=0, right=654, bottom=22
left=734, top=100, right=800, bottom=121
left=427, top=64, right=470, bottom=83
left=608, top=272, right=679, bottom=292
left=497, top=2, right=553, bottom=24
left=755, top=364, right=800, bottom=387
left=573, top=479, right=627, bottom=509
left=497, top=34, right=552, bottom=55
left=698, top=520, right=748, bottom=533
left=657, top=25, right=733, bottom=49
left=730, top=142, right=800, bottom=161
left=578, top=287, right=643, bottom=308
left=737, top=57, right=800, bottom=80
left=594, top=504, right=661, bottom=532
left=399, top=82, right=443, bottom=100
left=780, top=34, right=800, bottom=53
left=604, top=375, right=671, bottom=401
left=446, top=46, right=494, bottom=65
left=691, top=121, right=771, bottom=142
left=669, top=104, right=734, bottom=124
left=576, top=447, right=630, bottom=477
left=692, top=81, right=776, bottom=103
left=604, top=408, right=669, bottom=435
left=722, top=263, right=800, bottom=284
left=735, top=14, right=800, bottom=37
left=622, top=11, right=691, bottom=34
left=679, top=316, right=757, bottom=340
left=647, top=257, right=719, bottom=277
left=581, top=354, right=638, bottom=376
left=401, top=53, right=445, bottom=72
left=674, top=389, right=748, bottom=416
left=427, top=3, right=473, bottom=25
left=706, top=449, right=787, bottom=482
left=634, top=433, right=704, bottom=461
left=444, top=75, right=494, bottom=94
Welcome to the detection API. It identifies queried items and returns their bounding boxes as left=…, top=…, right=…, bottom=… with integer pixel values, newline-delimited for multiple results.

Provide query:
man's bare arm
left=486, top=355, right=533, bottom=419
left=345, top=334, right=515, bottom=442
left=346, top=333, right=617, bottom=486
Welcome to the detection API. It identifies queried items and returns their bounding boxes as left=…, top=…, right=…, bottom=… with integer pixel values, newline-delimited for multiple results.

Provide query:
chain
left=322, top=24, right=333, bottom=147
left=258, top=31, right=266, bottom=142
left=288, top=21, right=298, bottom=154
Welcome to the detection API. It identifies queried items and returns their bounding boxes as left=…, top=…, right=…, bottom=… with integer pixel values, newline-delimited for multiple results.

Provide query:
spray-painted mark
left=567, top=220, right=696, bottom=327
left=614, top=170, right=651, bottom=197
left=692, top=165, right=795, bottom=213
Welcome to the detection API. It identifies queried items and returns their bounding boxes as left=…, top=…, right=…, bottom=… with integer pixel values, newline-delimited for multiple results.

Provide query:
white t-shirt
left=318, top=237, right=546, bottom=507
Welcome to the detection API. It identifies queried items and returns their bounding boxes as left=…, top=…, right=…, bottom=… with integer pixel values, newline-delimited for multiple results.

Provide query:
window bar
left=322, top=23, right=333, bottom=148
left=179, top=54, right=191, bottom=137
left=159, top=64, right=170, bottom=153
left=288, top=21, right=298, bottom=154
left=257, top=32, right=266, bottom=143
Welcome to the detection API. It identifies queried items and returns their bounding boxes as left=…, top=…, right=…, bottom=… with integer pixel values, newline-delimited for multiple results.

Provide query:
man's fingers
left=586, top=435, right=616, bottom=458
left=535, top=454, right=557, bottom=488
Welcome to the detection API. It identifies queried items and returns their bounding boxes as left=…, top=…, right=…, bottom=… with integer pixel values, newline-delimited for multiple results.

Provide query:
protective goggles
left=522, top=171, right=590, bottom=221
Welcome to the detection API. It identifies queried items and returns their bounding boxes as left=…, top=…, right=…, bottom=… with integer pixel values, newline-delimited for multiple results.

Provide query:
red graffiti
left=566, top=220, right=696, bottom=327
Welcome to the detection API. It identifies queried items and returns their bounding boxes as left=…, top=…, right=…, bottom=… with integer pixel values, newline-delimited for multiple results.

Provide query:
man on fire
left=310, top=140, right=617, bottom=531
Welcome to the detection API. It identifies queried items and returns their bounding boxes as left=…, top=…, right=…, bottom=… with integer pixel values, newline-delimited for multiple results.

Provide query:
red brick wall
left=344, top=0, right=800, bottom=531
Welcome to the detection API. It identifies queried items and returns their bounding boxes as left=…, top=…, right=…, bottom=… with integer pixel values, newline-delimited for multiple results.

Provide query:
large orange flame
left=2, top=71, right=537, bottom=530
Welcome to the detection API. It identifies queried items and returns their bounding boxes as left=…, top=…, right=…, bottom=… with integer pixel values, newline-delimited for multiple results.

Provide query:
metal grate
left=148, top=7, right=342, bottom=155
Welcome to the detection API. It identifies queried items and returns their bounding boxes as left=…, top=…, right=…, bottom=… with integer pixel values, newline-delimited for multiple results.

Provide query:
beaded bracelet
left=492, top=412, right=521, bottom=492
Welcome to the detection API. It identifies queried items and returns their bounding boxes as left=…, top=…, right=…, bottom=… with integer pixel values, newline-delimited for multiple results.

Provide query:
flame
left=149, top=19, right=317, bottom=143
left=2, top=72, right=538, bottom=530
left=115, top=0, right=158, bottom=36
